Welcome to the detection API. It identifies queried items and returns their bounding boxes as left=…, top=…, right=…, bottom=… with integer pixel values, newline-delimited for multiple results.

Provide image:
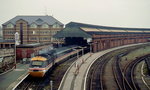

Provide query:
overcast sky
left=1, top=0, right=150, bottom=28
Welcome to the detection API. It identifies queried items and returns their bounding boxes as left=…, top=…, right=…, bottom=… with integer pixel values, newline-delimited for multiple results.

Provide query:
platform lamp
left=14, top=32, right=20, bottom=69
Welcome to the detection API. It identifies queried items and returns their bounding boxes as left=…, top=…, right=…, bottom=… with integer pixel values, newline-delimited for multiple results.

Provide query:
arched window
left=30, top=23, right=37, bottom=28
left=7, top=23, right=14, bottom=28
left=41, top=24, right=49, bottom=28
left=52, top=23, right=60, bottom=28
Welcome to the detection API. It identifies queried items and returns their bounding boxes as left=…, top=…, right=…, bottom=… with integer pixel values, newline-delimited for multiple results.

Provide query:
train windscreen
left=30, top=61, right=43, bottom=67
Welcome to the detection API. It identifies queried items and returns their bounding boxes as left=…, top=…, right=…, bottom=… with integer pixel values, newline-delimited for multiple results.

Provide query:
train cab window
left=30, top=61, right=43, bottom=67
left=43, top=61, right=48, bottom=67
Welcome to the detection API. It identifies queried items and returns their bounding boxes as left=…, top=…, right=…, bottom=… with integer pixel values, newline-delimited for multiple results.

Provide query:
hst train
left=28, top=45, right=81, bottom=77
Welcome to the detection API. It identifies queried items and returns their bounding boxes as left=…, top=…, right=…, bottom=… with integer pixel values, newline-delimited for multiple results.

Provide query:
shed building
left=54, top=22, right=150, bottom=52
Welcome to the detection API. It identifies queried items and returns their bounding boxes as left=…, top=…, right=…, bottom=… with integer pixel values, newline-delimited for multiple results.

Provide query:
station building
left=2, top=15, right=64, bottom=44
left=1, top=15, right=64, bottom=60
left=54, top=22, right=150, bottom=52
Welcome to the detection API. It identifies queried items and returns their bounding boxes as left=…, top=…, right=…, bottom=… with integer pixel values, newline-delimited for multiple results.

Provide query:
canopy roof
left=53, top=27, right=92, bottom=38
left=54, top=22, right=150, bottom=38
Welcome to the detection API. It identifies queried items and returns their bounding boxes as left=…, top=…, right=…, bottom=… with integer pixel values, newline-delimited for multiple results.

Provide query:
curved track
left=86, top=53, right=113, bottom=90
left=123, top=55, right=148, bottom=90
left=112, top=56, right=124, bottom=89
left=86, top=45, right=147, bottom=90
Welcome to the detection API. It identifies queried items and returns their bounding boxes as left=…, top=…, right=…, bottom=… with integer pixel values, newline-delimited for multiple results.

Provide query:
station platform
left=0, top=63, right=29, bottom=90
left=58, top=43, right=145, bottom=90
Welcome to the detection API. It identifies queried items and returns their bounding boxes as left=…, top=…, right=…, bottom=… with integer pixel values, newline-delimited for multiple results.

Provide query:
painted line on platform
left=58, top=57, right=77, bottom=90
left=6, top=72, right=29, bottom=90
left=83, top=53, right=101, bottom=90
left=12, top=73, right=29, bottom=90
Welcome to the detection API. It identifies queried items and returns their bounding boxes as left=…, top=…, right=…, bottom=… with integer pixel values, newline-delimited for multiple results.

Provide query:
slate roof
left=53, top=27, right=92, bottom=38
left=54, top=22, right=150, bottom=39
left=66, top=22, right=150, bottom=31
left=3, top=16, right=63, bottom=26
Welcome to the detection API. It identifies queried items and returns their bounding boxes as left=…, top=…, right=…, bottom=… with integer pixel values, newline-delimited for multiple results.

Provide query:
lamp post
left=15, top=32, right=19, bottom=68
left=14, top=41, right=16, bottom=69
left=79, top=46, right=86, bottom=56
left=73, top=48, right=79, bottom=59
left=82, top=48, right=84, bottom=55
left=90, top=43, right=92, bottom=53
left=77, top=49, right=79, bottom=59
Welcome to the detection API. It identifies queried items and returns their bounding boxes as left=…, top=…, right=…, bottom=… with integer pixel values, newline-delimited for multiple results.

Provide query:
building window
left=51, top=30, right=59, bottom=35
left=52, top=23, right=60, bottom=28
left=40, top=37, right=49, bottom=40
left=41, top=24, right=49, bottom=28
left=30, top=23, right=37, bottom=28
left=39, top=31, right=49, bottom=35
left=5, top=31, right=15, bottom=35
left=29, top=37, right=37, bottom=40
left=7, top=23, right=14, bottom=28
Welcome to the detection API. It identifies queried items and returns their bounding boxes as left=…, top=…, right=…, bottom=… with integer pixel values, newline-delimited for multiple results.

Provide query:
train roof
left=54, top=45, right=78, bottom=53
left=38, top=45, right=78, bottom=55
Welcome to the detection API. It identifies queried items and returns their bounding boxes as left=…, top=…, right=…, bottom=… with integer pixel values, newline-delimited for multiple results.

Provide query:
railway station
left=1, top=21, right=150, bottom=90
left=1, top=0, right=150, bottom=89
left=54, top=22, right=150, bottom=52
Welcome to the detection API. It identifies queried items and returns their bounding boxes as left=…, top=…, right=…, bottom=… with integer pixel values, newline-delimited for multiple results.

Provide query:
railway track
left=86, top=48, right=133, bottom=90
left=112, top=56, right=124, bottom=89
left=113, top=51, right=150, bottom=90
left=123, top=55, right=148, bottom=90
left=86, top=45, right=147, bottom=90
left=86, top=53, right=113, bottom=90
left=112, top=53, right=134, bottom=90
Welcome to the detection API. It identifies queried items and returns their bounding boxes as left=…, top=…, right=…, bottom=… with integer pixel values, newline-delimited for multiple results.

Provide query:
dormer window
left=7, top=23, right=14, bottom=28
left=52, top=23, right=60, bottom=28
left=30, top=23, right=37, bottom=28
left=42, top=23, right=49, bottom=28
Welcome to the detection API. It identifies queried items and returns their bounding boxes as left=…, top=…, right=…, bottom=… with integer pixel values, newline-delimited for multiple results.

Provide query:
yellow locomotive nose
left=29, top=72, right=45, bottom=77
left=29, top=70, right=46, bottom=77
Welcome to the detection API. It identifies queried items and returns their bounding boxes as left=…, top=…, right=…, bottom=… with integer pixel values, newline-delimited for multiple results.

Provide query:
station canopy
left=53, top=27, right=92, bottom=39
left=54, top=22, right=150, bottom=39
